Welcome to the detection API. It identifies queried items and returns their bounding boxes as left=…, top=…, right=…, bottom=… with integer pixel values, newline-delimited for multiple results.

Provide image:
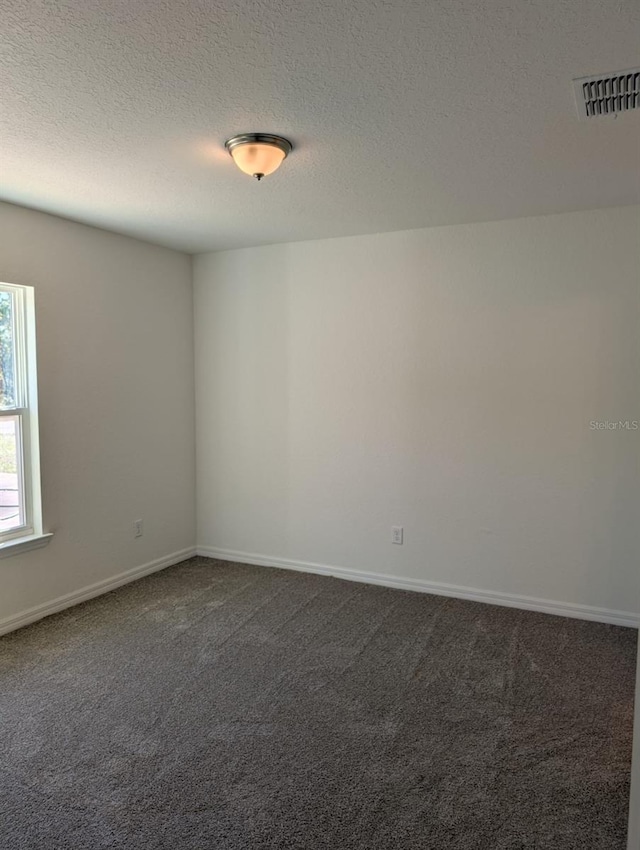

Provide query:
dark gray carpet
left=0, top=558, right=636, bottom=849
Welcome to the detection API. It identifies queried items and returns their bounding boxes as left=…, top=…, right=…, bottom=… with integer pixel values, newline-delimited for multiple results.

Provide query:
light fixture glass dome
left=225, top=134, right=292, bottom=180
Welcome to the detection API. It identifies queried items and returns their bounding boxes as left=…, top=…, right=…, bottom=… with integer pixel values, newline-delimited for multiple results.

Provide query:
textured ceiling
left=2, top=0, right=639, bottom=253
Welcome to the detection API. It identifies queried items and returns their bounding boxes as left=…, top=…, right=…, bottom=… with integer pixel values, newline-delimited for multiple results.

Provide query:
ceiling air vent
left=573, top=69, right=640, bottom=120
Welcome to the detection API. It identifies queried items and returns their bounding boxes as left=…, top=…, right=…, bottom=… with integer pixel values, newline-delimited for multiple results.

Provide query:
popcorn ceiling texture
left=1, top=0, right=639, bottom=252
left=0, top=557, right=636, bottom=848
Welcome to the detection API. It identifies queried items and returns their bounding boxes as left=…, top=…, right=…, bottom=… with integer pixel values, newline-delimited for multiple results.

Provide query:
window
left=0, top=283, right=48, bottom=554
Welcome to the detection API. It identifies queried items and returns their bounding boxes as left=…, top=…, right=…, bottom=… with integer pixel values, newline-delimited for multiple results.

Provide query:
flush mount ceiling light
left=224, top=133, right=293, bottom=181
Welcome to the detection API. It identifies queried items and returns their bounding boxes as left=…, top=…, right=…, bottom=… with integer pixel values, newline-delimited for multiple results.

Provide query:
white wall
left=0, top=202, right=196, bottom=628
left=194, top=206, right=640, bottom=623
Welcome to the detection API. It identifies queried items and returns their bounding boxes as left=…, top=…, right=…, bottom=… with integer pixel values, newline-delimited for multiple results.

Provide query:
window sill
left=0, top=532, right=53, bottom=559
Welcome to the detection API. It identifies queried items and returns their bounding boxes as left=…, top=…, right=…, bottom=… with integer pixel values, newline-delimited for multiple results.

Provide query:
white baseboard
left=3, top=543, right=635, bottom=636
left=0, top=546, right=197, bottom=637
left=197, top=546, right=639, bottom=630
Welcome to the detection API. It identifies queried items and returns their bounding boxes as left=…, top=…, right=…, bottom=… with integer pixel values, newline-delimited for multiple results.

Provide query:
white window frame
left=0, top=282, right=50, bottom=556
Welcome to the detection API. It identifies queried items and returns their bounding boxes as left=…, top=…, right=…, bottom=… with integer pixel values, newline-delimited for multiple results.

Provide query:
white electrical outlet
left=392, top=526, right=403, bottom=545
left=134, top=519, right=143, bottom=538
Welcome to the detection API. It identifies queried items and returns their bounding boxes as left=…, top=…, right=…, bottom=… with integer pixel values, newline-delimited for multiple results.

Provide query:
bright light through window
left=0, top=290, right=17, bottom=409
left=0, top=416, right=24, bottom=531
left=0, top=283, right=44, bottom=549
